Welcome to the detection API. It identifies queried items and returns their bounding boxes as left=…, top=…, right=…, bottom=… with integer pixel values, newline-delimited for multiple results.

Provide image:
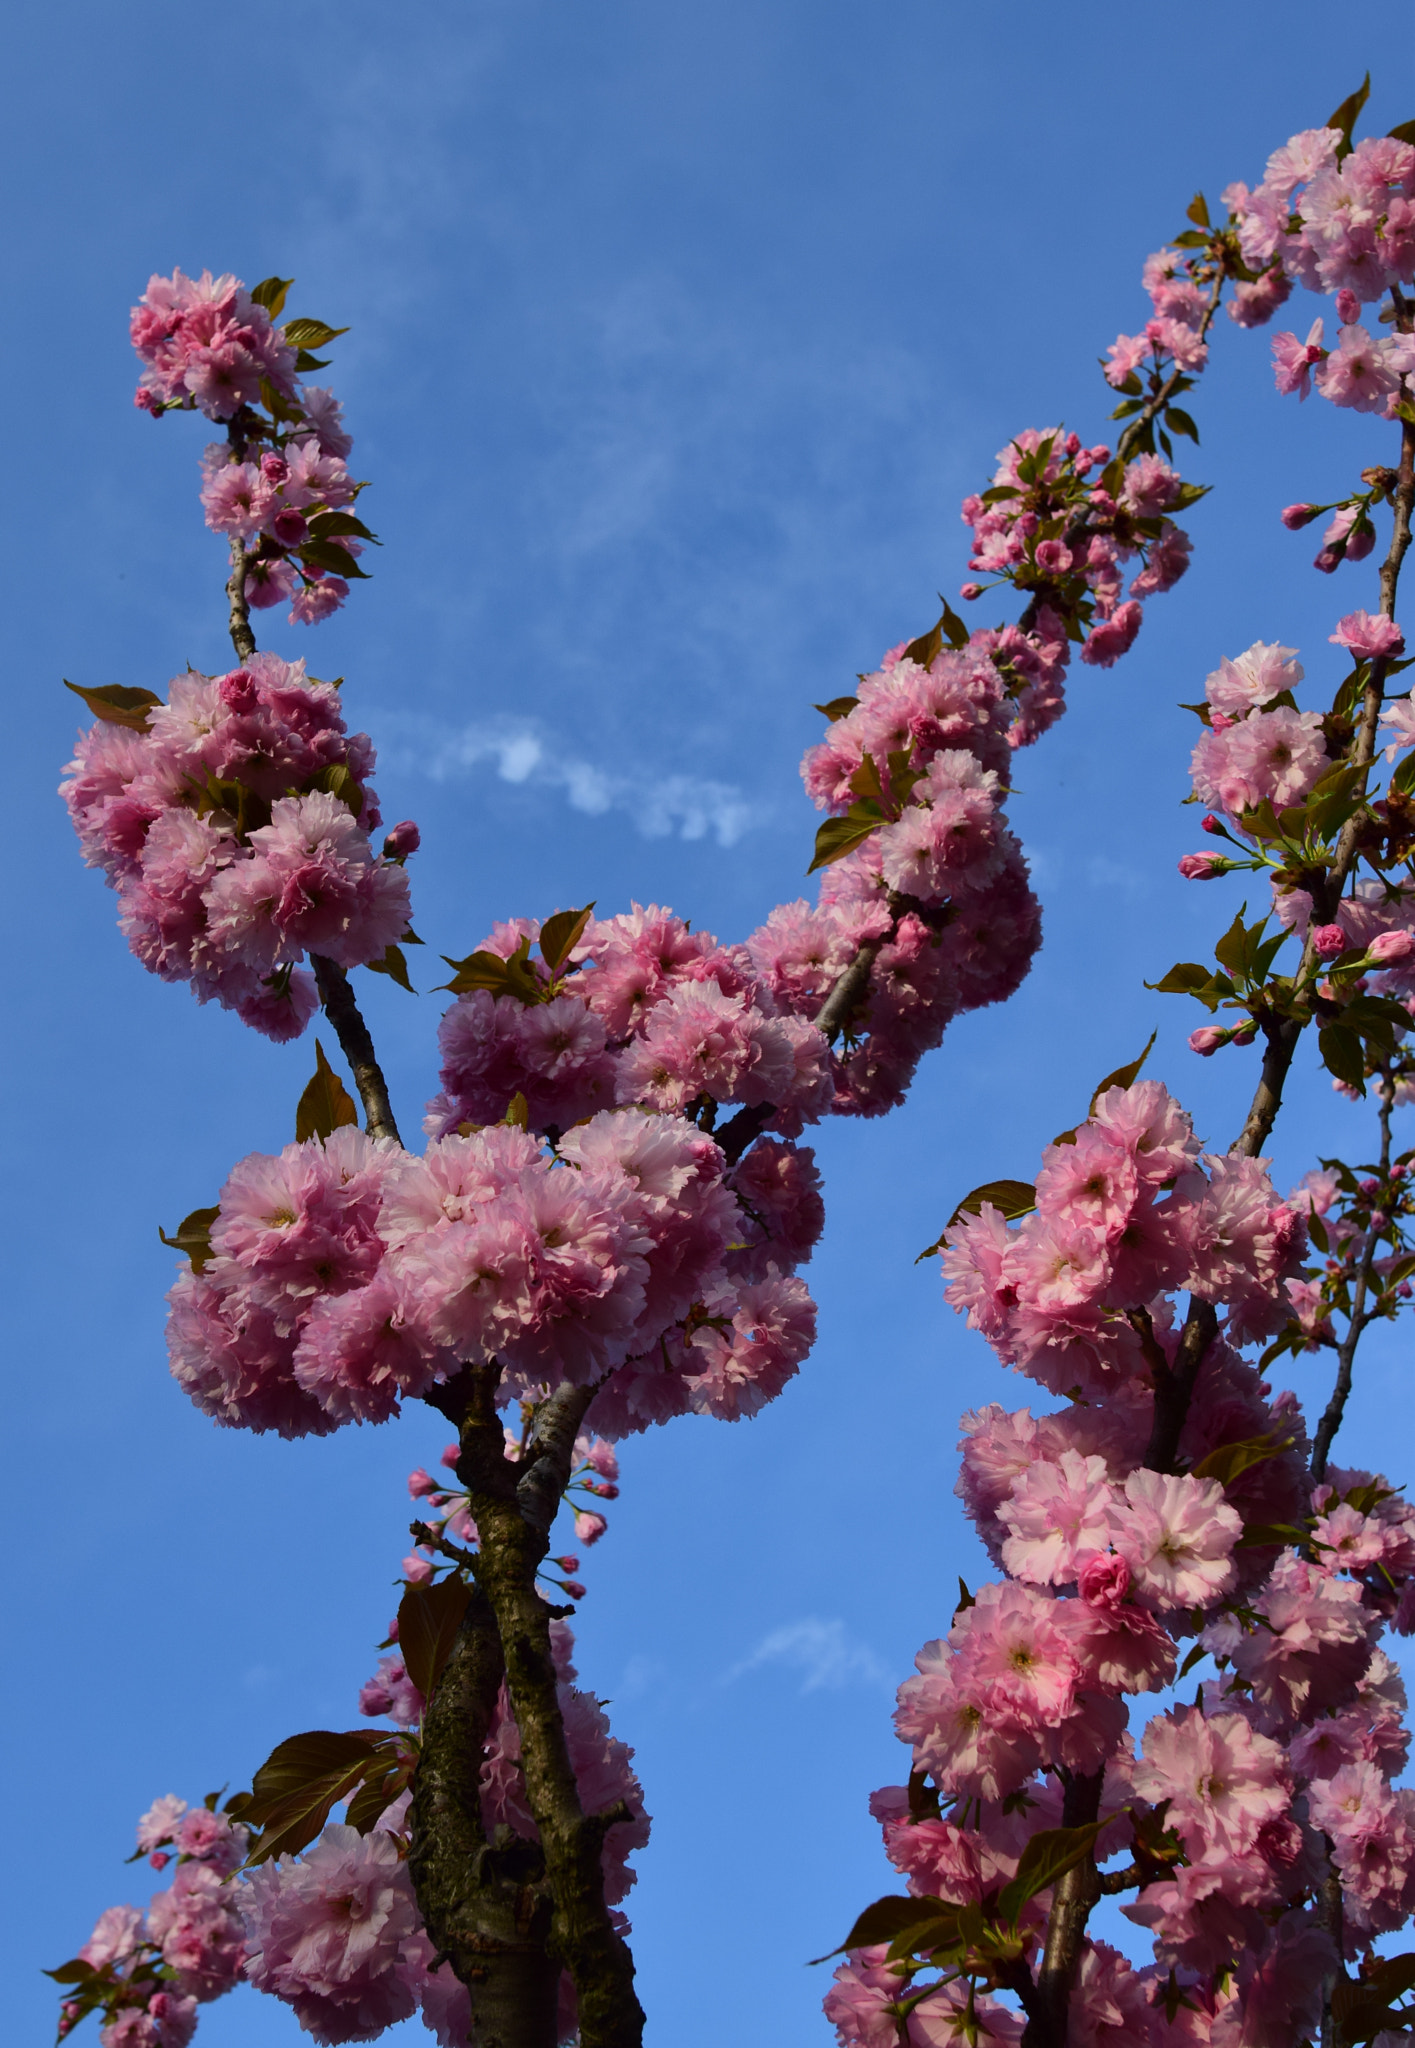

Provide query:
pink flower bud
left=574, top=1509, right=608, bottom=1546
left=1346, top=524, right=1375, bottom=562
left=383, top=819, right=422, bottom=860
left=1178, top=853, right=1225, bottom=879
left=407, top=1467, right=438, bottom=1498
left=554, top=1555, right=581, bottom=1573
left=1312, top=924, right=1347, bottom=957
left=959, top=582, right=983, bottom=601
left=1189, top=1026, right=1228, bottom=1056
left=402, top=1553, right=434, bottom=1585
left=1064, top=431, right=1081, bottom=456
left=1359, top=1179, right=1380, bottom=1199
left=584, top=1478, right=619, bottom=1499
left=440, top=1442, right=461, bottom=1469
left=218, top=668, right=261, bottom=713
left=1280, top=502, right=1321, bottom=529
left=260, top=451, right=290, bottom=483
left=1314, top=546, right=1342, bottom=573
left=563, top=1581, right=587, bottom=1600
left=1200, top=813, right=1223, bottom=834
left=1368, top=928, right=1415, bottom=963
left=271, top=507, right=309, bottom=548
left=1232, top=1022, right=1257, bottom=1046
left=1336, top=287, right=1362, bottom=326
left=1088, top=445, right=1112, bottom=465
left=149, top=1850, right=170, bottom=1870
left=1078, top=1550, right=1130, bottom=1610
left=1400, top=1281, right=1412, bottom=1299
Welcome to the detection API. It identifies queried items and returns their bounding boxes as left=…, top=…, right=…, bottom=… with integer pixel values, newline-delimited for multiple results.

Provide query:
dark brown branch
left=410, top=1588, right=561, bottom=2048
left=1115, top=270, right=1225, bottom=465
left=446, top=1367, right=645, bottom=2048
left=1021, top=1770, right=1102, bottom=2048
left=226, top=539, right=257, bottom=662
left=1311, top=1071, right=1396, bottom=1481
left=311, top=954, right=404, bottom=1146
left=714, top=1101, right=779, bottom=1168
left=1097, top=1863, right=1141, bottom=1896
left=814, top=936, right=885, bottom=1043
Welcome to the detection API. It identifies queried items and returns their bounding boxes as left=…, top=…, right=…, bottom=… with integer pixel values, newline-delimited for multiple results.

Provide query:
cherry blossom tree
left=48, top=74, right=1415, bottom=2048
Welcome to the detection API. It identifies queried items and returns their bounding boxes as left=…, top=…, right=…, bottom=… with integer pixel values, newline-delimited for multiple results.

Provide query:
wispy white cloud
left=722, top=1617, right=890, bottom=1695
left=374, top=710, right=765, bottom=848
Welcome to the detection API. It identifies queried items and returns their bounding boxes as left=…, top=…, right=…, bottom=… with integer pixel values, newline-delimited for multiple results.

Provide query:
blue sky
left=6, top=4, right=1415, bottom=2041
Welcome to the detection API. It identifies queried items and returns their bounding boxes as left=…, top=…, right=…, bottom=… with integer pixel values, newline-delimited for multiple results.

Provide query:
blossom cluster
left=1233, top=127, right=1415, bottom=310
left=54, top=1798, right=250, bottom=2047
left=959, top=432, right=1198, bottom=677
left=825, top=1079, right=1415, bottom=2046
left=64, top=1612, right=645, bottom=2048
left=166, top=1103, right=821, bottom=1442
left=60, top=656, right=412, bottom=1040
left=131, top=268, right=370, bottom=626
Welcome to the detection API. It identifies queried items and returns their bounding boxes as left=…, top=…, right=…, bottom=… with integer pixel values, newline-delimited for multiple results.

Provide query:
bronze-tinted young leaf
left=503, top=1091, right=529, bottom=1129
left=158, top=1204, right=220, bottom=1273
left=1389, top=120, right=1415, bottom=147
left=397, top=1575, right=473, bottom=1701
left=812, top=695, right=858, bottom=722
left=298, top=537, right=370, bottom=580
left=250, top=276, right=295, bottom=317
left=1191, top=1432, right=1293, bottom=1489
left=1185, top=191, right=1211, bottom=228
left=307, top=510, right=379, bottom=545
left=282, top=317, right=351, bottom=349
left=539, top=903, right=596, bottom=975
left=296, top=1040, right=360, bottom=1144
left=1319, top=1023, right=1367, bottom=1094
left=808, top=1894, right=951, bottom=1966
left=239, top=1729, right=386, bottom=1863
left=364, top=942, right=416, bottom=992
left=996, top=1820, right=1105, bottom=1924
left=64, top=679, right=162, bottom=731
left=1326, top=73, right=1371, bottom=155
left=916, top=1178, right=1036, bottom=1259
left=345, top=1752, right=414, bottom=1835
left=1088, top=1031, right=1157, bottom=1114
left=1147, top=961, right=1220, bottom=997
left=807, top=805, right=883, bottom=875
left=849, top=753, right=885, bottom=802
left=441, top=949, right=511, bottom=996
left=45, top=1960, right=98, bottom=1984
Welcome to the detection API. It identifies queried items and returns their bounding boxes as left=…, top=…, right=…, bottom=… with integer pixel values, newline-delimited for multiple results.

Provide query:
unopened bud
left=1178, top=852, right=1226, bottom=879
left=440, top=1442, right=461, bottom=1469
left=1312, top=924, right=1347, bottom=957
left=1201, top=813, right=1223, bottom=835
left=1280, top=503, right=1321, bottom=530
left=260, top=452, right=290, bottom=484
left=149, top=1850, right=170, bottom=1870
left=408, top=1467, right=438, bottom=1499
left=1367, top=928, right=1415, bottom=964
left=960, top=582, right=983, bottom=601
left=563, top=1581, right=587, bottom=1600
left=1336, top=287, right=1362, bottom=327
left=383, top=820, right=422, bottom=860
left=402, top=1553, right=434, bottom=1586
left=1189, top=1026, right=1229, bottom=1056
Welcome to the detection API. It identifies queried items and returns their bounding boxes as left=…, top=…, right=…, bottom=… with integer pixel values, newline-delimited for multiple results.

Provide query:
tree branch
left=310, top=954, right=404, bottom=1146
left=1021, top=1770, right=1102, bottom=2048
left=1311, top=1070, right=1396, bottom=1481
left=446, top=1367, right=646, bottom=2048
left=410, top=1587, right=561, bottom=2048
left=226, top=539, right=257, bottom=663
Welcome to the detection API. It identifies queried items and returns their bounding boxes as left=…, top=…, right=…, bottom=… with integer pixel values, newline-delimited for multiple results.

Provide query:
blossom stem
left=1115, top=270, right=1225, bottom=466
left=310, top=953, right=404, bottom=1146
left=226, top=538, right=257, bottom=662
left=1311, top=1070, right=1396, bottom=1481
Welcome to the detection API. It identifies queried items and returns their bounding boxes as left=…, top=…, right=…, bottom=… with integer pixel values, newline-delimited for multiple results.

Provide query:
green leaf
left=1392, top=751, right=1415, bottom=797
left=307, top=511, right=379, bottom=544
left=44, top=1960, right=98, bottom=1984
left=282, top=317, right=350, bottom=349
left=1177, top=1642, right=1207, bottom=1678
left=1110, top=398, right=1144, bottom=420
left=1191, top=1432, right=1293, bottom=1488
left=1164, top=407, right=1199, bottom=444
left=158, top=1204, right=220, bottom=1274
left=812, top=695, right=858, bottom=722
left=1237, top=1520, right=1310, bottom=1549
left=397, top=1575, right=473, bottom=1703
left=239, top=1729, right=388, bottom=1863
left=293, top=349, right=332, bottom=373
left=441, top=936, right=544, bottom=1003
left=1186, top=192, right=1211, bottom=229
left=1319, top=1024, right=1367, bottom=1094
left=1212, top=909, right=1252, bottom=978
left=309, top=760, right=364, bottom=816
left=297, top=537, right=370, bottom=580
left=63, top=679, right=162, bottom=731
left=809, top=1894, right=952, bottom=1966
left=1388, top=120, right=1415, bottom=147
left=996, top=1820, right=1105, bottom=1925
left=539, top=903, right=596, bottom=975
left=296, top=1040, right=360, bottom=1144
left=364, top=942, right=416, bottom=993
left=1089, top=1031, right=1157, bottom=1113
left=249, top=276, right=295, bottom=317
left=807, top=810, right=882, bottom=875
left=1149, top=960, right=1219, bottom=995
left=1326, top=74, right=1371, bottom=157
left=503, top=1091, right=529, bottom=1129
left=916, top=1178, right=1037, bottom=1261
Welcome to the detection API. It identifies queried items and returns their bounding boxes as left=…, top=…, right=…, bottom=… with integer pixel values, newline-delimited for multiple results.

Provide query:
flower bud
left=574, top=1509, right=609, bottom=1546
left=1189, top=1026, right=1229, bottom=1056
left=271, top=507, right=310, bottom=548
left=1336, top=287, right=1362, bottom=326
left=1200, top=813, right=1223, bottom=835
left=563, top=1581, right=587, bottom=1600
left=383, top=819, right=422, bottom=860
left=149, top=1850, right=170, bottom=1870
left=1312, top=924, right=1347, bottom=957
left=440, top=1442, right=461, bottom=1469
left=407, top=1467, right=438, bottom=1498
left=1367, top=928, right=1415, bottom=963
left=402, top=1553, right=434, bottom=1585
left=1178, top=853, right=1225, bottom=879
left=960, top=582, right=983, bottom=601
left=260, top=452, right=290, bottom=484
left=1280, top=503, right=1321, bottom=529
